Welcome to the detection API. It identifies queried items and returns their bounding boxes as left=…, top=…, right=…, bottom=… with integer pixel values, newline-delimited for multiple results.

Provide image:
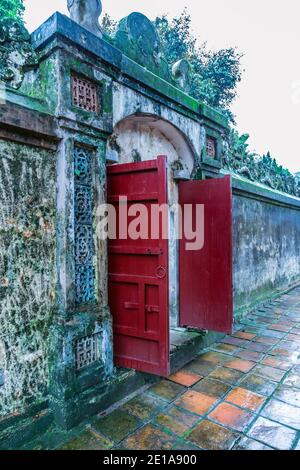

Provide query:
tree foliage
left=154, top=9, right=243, bottom=121
left=102, top=9, right=242, bottom=121
left=0, top=0, right=25, bottom=22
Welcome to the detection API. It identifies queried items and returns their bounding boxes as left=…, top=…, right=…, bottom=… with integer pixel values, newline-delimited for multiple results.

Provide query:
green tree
left=0, top=0, right=25, bottom=22
left=154, top=9, right=243, bottom=121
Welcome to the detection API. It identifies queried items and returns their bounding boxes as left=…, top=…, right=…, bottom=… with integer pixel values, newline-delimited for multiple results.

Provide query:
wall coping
left=31, top=12, right=228, bottom=130
left=0, top=89, right=58, bottom=147
left=224, top=170, right=300, bottom=209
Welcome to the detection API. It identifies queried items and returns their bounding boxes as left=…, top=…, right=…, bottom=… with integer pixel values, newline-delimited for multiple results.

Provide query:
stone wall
left=232, top=176, right=300, bottom=317
left=0, top=139, right=56, bottom=416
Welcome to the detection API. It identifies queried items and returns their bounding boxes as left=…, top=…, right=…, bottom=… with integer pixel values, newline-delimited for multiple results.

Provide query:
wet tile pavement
left=60, top=287, right=300, bottom=451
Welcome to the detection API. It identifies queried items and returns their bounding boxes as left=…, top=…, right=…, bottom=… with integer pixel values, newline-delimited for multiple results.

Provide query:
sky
left=24, top=0, right=300, bottom=173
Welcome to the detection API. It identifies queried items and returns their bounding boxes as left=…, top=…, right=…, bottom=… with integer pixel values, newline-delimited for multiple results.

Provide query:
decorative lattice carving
left=72, top=75, right=99, bottom=113
left=75, top=334, right=100, bottom=371
left=206, top=137, right=216, bottom=159
left=74, top=146, right=95, bottom=304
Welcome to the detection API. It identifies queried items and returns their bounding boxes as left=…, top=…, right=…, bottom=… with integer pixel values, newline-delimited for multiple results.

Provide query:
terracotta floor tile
left=220, top=337, right=248, bottom=348
left=185, top=360, right=216, bottom=377
left=262, top=399, right=300, bottom=429
left=274, top=385, right=300, bottom=407
left=168, top=370, right=202, bottom=387
left=286, top=333, right=300, bottom=342
left=155, top=406, right=198, bottom=436
left=283, top=373, right=300, bottom=389
left=172, top=440, right=201, bottom=451
left=225, top=387, right=266, bottom=411
left=175, top=390, right=217, bottom=416
left=149, top=380, right=186, bottom=402
left=209, top=402, right=253, bottom=431
left=209, top=367, right=245, bottom=385
left=233, top=436, right=273, bottom=450
left=233, top=331, right=256, bottom=341
left=224, top=358, right=255, bottom=373
left=123, top=393, right=167, bottom=420
left=92, top=410, right=141, bottom=443
left=240, top=374, right=277, bottom=396
left=262, top=330, right=286, bottom=339
left=213, top=343, right=238, bottom=354
left=244, top=342, right=271, bottom=353
left=60, top=430, right=113, bottom=450
left=235, top=349, right=264, bottom=362
left=167, top=406, right=199, bottom=428
left=269, top=348, right=299, bottom=361
left=121, top=425, right=176, bottom=450
left=291, top=328, right=300, bottom=336
left=252, top=364, right=286, bottom=382
left=188, top=419, right=239, bottom=450
left=279, top=340, right=300, bottom=352
left=192, top=378, right=231, bottom=398
left=261, top=356, right=292, bottom=371
left=248, top=417, right=296, bottom=450
left=197, top=351, right=229, bottom=364
left=268, top=324, right=291, bottom=332
left=254, top=336, right=278, bottom=345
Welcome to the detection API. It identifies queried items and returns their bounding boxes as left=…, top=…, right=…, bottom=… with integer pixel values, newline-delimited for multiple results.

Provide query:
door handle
left=124, top=302, right=139, bottom=310
left=145, top=305, right=160, bottom=313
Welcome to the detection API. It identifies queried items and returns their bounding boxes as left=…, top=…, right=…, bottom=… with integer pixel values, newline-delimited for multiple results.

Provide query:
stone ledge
left=31, top=12, right=228, bottom=129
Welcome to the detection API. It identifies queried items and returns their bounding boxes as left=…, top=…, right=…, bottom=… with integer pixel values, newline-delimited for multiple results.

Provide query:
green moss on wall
left=0, top=139, right=57, bottom=416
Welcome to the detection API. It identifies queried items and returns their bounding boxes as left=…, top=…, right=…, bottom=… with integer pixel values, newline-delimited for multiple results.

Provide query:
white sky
left=24, top=0, right=300, bottom=173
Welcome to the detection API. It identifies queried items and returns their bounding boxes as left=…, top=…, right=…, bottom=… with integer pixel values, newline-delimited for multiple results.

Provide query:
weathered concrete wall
left=0, top=139, right=56, bottom=416
left=233, top=184, right=300, bottom=317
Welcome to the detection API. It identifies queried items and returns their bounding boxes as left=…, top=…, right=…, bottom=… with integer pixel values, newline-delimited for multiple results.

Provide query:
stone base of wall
left=234, top=279, right=300, bottom=323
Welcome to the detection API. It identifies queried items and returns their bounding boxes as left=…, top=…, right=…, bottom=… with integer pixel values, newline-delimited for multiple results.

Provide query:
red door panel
left=179, top=175, right=233, bottom=333
left=107, top=156, right=170, bottom=376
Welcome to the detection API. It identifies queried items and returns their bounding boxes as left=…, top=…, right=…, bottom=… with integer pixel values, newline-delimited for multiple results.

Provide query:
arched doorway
left=107, top=114, right=196, bottom=330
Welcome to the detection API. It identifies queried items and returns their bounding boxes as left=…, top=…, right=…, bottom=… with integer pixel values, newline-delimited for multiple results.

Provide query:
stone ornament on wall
left=67, top=0, right=103, bottom=37
left=114, top=13, right=171, bottom=82
left=0, top=19, right=37, bottom=89
left=172, top=59, right=191, bottom=93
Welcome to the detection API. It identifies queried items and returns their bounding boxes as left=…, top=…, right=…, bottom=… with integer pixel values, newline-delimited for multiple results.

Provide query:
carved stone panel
left=74, top=146, right=95, bottom=304
left=75, top=334, right=100, bottom=371
left=206, top=136, right=217, bottom=159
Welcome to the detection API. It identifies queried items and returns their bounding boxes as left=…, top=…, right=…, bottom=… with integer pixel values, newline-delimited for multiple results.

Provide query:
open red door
left=107, top=156, right=170, bottom=376
left=179, top=175, right=233, bottom=333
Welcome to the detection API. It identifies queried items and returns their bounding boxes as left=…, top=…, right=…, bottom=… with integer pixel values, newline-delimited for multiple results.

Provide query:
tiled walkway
left=61, top=287, right=300, bottom=451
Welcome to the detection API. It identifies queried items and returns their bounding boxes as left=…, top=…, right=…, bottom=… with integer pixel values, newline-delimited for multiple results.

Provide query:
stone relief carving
left=0, top=19, right=37, bottom=89
left=67, top=0, right=103, bottom=37
left=114, top=13, right=171, bottom=82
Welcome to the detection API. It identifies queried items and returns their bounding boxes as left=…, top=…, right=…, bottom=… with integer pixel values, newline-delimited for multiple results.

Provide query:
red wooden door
left=107, top=156, right=170, bottom=376
left=179, top=175, right=233, bottom=333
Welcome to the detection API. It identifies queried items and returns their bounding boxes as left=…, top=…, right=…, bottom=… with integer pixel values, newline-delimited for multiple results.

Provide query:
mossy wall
left=0, top=139, right=56, bottom=417
left=233, top=193, right=300, bottom=317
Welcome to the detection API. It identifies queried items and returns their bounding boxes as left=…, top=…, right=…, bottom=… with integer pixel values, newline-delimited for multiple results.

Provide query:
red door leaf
left=107, top=156, right=170, bottom=376
left=179, top=175, right=233, bottom=333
